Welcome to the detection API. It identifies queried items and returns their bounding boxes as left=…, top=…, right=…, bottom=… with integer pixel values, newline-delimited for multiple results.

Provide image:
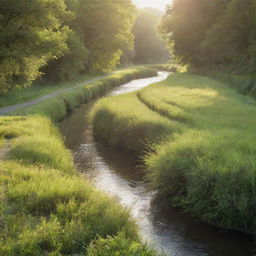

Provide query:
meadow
left=0, top=67, right=158, bottom=255
left=91, top=73, right=256, bottom=235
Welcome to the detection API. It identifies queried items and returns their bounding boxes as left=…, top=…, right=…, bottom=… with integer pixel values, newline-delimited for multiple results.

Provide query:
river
left=60, top=71, right=255, bottom=256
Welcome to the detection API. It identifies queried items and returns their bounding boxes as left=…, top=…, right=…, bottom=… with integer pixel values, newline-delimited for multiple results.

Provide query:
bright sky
left=133, top=0, right=171, bottom=11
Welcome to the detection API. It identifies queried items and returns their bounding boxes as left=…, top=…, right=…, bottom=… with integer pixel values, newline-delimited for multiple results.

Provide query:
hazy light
left=133, top=0, right=171, bottom=11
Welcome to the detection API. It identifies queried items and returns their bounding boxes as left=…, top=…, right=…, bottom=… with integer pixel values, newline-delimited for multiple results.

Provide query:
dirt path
left=0, top=76, right=104, bottom=116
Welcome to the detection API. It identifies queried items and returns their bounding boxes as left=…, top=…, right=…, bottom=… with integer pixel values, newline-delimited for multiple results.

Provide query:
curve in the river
left=60, top=72, right=256, bottom=256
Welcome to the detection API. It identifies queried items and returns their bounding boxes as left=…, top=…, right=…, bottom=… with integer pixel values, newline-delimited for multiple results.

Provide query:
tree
left=201, top=0, right=256, bottom=72
left=161, top=0, right=225, bottom=65
left=0, top=0, right=70, bottom=93
left=73, top=0, right=136, bottom=72
left=43, top=0, right=136, bottom=82
left=42, top=31, right=89, bottom=82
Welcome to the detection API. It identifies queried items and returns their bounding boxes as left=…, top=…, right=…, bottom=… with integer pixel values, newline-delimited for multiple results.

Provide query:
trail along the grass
left=0, top=76, right=105, bottom=115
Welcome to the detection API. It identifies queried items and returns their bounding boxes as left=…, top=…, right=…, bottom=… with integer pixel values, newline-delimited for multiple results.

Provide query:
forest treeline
left=162, top=0, right=256, bottom=74
left=0, top=0, right=168, bottom=93
left=0, top=0, right=135, bottom=92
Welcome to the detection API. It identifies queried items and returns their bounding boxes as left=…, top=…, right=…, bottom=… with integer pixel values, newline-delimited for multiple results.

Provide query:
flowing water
left=60, top=72, right=256, bottom=256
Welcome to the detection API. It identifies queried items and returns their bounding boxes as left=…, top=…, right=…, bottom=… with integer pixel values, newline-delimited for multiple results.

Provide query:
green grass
left=13, top=67, right=157, bottom=121
left=192, top=68, right=256, bottom=99
left=0, top=115, right=156, bottom=255
left=87, top=232, right=156, bottom=256
left=0, top=67, right=159, bottom=255
left=0, top=73, right=99, bottom=108
left=91, top=73, right=256, bottom=235
left=0, top=160, right=140, bottom=255
left=0, top=115, right=74, bottom=174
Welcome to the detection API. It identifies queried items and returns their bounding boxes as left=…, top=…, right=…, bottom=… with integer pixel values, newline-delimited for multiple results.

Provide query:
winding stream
left=60, top=72, right=255, bottom=256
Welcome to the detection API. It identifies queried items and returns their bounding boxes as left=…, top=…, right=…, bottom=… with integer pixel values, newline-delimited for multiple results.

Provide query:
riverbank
left=0, top=74, right=100, bottom=108
left=0, top=67, right=157, bottom=118
left=91, top=73, right=256, bottom=235
left=0, top=67, right=158, bottom=255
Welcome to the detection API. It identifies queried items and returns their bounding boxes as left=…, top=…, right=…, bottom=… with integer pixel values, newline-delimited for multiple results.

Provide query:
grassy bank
left=0, top=67, right=158, bottom=255
left=0, top=74, right=99, bottom=108
left=13, top=67, right=157, bottom=121
left=91, top=73, right=256, bottom=235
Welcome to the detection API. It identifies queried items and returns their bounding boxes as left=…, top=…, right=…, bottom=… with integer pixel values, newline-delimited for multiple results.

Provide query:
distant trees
left=133, top=9, right=169, bottom=64
left=0, top=0, right=136, bottom=92
left=162, top=0, right=256, bottom=73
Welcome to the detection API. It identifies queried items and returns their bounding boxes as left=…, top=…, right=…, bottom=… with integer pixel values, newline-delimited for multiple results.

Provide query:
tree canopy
left=0, top=0, right=70, bottom=92
left=162, top=0, right=256, bottom=73
left=0, top=0, right=136, bottom=92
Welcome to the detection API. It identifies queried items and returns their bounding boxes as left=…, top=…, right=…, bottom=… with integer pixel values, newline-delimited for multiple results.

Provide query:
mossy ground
left=91, top=73, right=256, bottom=235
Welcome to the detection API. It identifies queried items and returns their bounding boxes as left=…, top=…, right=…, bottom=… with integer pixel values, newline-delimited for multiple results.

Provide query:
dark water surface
left=60, top=72, right=256, bottom=256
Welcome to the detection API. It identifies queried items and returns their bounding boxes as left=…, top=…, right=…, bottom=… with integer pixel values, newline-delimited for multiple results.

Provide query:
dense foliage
left=0, top=0, right=70, bottom=93
left=162, top=0, right=256, bottom=73
left=0, top=0, right=136, bottom=92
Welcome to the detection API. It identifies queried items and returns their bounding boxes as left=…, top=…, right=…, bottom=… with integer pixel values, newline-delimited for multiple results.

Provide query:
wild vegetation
left=0, top=0, right=70, bottom=92
left=0, top=68, right=158, bottom=255
left=1, top=0, right=256, bottom=252
left=0, top=0, right=170, bottom=95
left=161, top=0, right=256, bottom=97
left=0, top=0, right=167, bottom=251
left=12, top=67, right=156, bottom=121
left=0, top=74, right=95, bottom=108
left=0, top=0, right=136, bottom=93
left=91, top=73, right=256, bottom=235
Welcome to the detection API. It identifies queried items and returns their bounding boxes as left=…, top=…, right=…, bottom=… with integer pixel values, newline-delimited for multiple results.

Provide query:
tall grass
left=91, top=73, right=256, bottom=235
left=87, top=232, right=157, bottom=256
left=91, top=93, right=176, bottom=153
left=0, top=160, right=140, bottom=255
left=192, top=68, right=256, bottom=99
left=0, top=67, right=159, bottom=255
left=12, top=67, right=157, bottom=121
left=0, top=73, right=96, bottom=108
